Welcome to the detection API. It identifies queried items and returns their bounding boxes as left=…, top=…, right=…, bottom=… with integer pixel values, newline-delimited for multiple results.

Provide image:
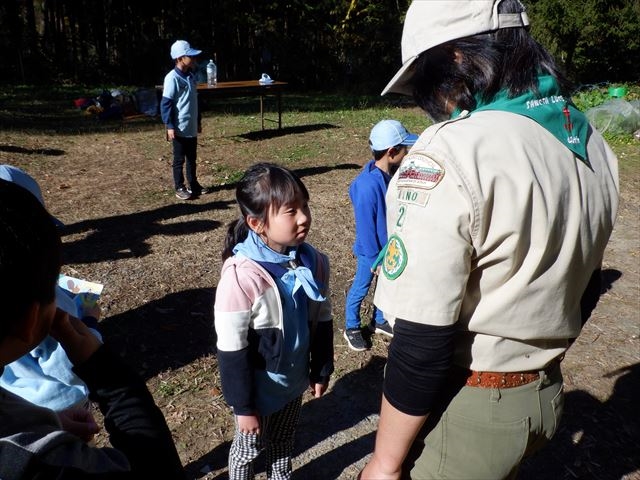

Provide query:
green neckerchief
left=456, top=75, right=590, bottom=164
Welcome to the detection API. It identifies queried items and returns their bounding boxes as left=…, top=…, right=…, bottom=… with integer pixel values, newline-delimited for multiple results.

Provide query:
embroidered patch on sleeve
left=397, top=188, right=430, bottom=207
left=397, top=153, right=445, bottom=190
left=382, top=234, right=408, bottom=280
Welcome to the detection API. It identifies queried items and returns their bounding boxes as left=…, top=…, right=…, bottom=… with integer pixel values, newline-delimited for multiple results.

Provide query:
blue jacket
left=0, top=346, right=186, bottom=479
left=161, top=67, right=200, bottom=137
left=349, top=159, right=391, bottom=258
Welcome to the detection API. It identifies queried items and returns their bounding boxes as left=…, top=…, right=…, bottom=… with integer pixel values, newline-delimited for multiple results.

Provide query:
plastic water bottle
left=206, top=59, right=217, bottom=87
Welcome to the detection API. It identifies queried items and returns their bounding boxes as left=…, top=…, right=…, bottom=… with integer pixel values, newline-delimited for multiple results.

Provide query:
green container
left=608, top=86, right=627, bottom=98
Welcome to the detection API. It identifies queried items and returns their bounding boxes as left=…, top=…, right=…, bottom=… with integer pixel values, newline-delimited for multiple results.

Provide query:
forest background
left=1, top=0, right=639, bottom=92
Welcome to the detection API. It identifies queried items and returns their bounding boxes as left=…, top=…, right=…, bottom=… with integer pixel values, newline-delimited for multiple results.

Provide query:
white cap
left=382, top=0, right=529, bottom=96
left=170, top=40, right=202, bottom=60
left=369, top=120, right=418, bottom=151
left=0, top=164, right=63, bottom=227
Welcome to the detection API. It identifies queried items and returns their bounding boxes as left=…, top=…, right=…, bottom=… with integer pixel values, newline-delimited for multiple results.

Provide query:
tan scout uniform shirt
left=374, top=110, right=619, bottom=372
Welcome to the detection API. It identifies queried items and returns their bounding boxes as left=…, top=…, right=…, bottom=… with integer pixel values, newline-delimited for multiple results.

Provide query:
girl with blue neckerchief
left=214, top=162, right=333, bottom=480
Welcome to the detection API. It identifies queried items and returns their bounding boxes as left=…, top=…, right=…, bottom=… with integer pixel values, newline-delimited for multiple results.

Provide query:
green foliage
left=572, top=82, right=640, bottom=110
left=572, top=85, right=614, bottom=111
left=1, top=1, right=637, bottom=91
left=527, top=0, right=640, bottom=83
left=157, top=380, right=178, bottom=398
left=331, top=0, right=411, bottom=93
left=572, top=82, right=640, bottom=144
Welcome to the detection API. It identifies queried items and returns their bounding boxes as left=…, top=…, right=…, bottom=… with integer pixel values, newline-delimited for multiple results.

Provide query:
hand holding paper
left=57, top=275, right=104, bottom=319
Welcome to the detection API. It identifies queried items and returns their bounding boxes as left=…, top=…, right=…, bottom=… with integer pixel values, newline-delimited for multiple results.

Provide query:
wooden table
left=157, top=80, right=288, bottom=130
left=199, top=81, right=287, bottom=130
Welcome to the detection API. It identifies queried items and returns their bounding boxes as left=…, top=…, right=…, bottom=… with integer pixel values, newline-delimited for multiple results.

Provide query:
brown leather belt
left=463, top=356, right=563, bottom=389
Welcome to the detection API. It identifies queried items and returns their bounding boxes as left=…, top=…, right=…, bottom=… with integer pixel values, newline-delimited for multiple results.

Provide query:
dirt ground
left=1, top=111, right=638, bottom=480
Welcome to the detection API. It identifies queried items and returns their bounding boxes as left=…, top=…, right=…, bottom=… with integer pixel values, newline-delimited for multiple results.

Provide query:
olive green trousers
left=404, top=363, right=564, bottom=480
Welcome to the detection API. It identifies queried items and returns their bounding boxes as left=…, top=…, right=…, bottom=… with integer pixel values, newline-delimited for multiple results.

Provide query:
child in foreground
left=0, top=179, right=185, bottom=479
left=214, top=163, right=334, bottom=480
left=0, top=164, right=101, bottom=416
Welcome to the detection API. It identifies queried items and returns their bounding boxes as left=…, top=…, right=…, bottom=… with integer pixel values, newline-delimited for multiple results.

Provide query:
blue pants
left=171, top=135, right=198, bottom=190
left=345, top=254, right=385, bottom=330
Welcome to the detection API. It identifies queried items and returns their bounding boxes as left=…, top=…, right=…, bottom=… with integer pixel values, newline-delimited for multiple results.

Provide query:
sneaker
left=343, top=329, right=368, bottom=352
left=370, top=320, right=394, bottom=338
left=188, top=184, right=212, bottom=196
left=175, top=187, right=192, bottom=200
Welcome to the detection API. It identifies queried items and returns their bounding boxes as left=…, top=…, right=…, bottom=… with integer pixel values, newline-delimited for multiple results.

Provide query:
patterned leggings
left=228, top=396, right=302, bottom=480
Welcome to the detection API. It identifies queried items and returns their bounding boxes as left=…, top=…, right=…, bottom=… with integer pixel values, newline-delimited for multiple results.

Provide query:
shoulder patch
left=397, top=153, right=445, bottom=190
left=382, top=234, right=408, bottom=280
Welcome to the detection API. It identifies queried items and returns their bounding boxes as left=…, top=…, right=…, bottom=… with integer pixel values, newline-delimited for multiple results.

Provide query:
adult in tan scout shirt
left=359, top=1, right=619, bottom=479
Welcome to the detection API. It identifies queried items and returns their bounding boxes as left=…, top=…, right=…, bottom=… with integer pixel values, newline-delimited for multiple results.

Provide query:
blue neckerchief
left=233, top=231, right=325, bottom=302
left=454, top=75, right=590, bottom=165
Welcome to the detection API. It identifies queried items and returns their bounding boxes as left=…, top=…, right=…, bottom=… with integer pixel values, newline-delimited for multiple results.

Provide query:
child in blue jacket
left=343, top=120, right=417, bottom=351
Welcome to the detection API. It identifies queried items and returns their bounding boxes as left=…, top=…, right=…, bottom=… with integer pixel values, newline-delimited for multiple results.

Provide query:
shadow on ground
left=236, top=123, right=338, bottom=141
left=61, top=200, right=232, bottom=264
left=519, top=362, right=640, bottom=479
left=184, top=355, right=386, bottom=479
left=60, top=162, right=359, bottom=265
left=98, top=287, right=216, bottom=379
left=0, top=144, right=65, bottom=156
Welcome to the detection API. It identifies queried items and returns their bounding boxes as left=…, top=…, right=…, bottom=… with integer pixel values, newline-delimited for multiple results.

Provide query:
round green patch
left=382, top=234, right=408, bottom=280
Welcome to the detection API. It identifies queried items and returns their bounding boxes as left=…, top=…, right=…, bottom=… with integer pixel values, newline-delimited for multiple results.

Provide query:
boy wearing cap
left=344, top=120, right=417, bottom=351
left=161, top=39, right=211, bottom=200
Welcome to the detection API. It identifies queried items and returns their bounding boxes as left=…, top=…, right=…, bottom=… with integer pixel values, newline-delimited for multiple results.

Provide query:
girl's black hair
left=221, top=162, right=310, bottom=260
left=410, top=0, right=572, bottom=122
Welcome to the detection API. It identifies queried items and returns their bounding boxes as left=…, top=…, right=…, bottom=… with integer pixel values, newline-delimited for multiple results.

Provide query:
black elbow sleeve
left=383, top=319, right=457, bottom=416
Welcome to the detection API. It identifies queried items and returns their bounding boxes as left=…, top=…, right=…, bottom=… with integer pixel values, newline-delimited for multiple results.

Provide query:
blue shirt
left=254, top=274, right=310, bottom=415
left=349, top=159, right=391, bottom=258
left=0, top=287, right=101, bottom=411
left=161, top=67, right=199, bottom=137
left=230, top=234, right=323, bottom=416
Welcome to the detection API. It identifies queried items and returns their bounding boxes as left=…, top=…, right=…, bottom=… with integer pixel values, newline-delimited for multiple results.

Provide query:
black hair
left=221, top=163, right=310, bottom=260
left=410, top=0, right=572, bottom=122
left=372, top=144, right=405, bottom=161
left=0, top=179, right=61, bottom=341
